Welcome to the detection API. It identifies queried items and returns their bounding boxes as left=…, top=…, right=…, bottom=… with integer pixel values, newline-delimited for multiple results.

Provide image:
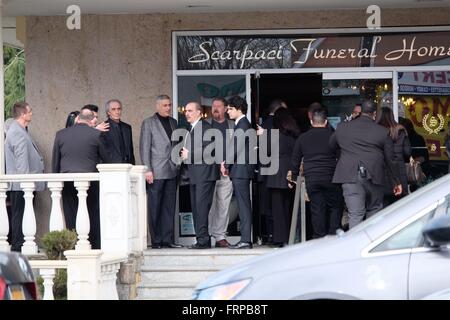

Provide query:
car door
left=408, top=196, right=450, bottom=299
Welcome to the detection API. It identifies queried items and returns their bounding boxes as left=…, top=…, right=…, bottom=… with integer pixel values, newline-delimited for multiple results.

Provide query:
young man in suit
left=180, top=102, right=219, bottom=249
left=52, top=108, right=110, bottom=249
left=103, top=99, right=135, bottom=164
left=139, top=95, right=182, bottom=249
left=330, top=100, right=402, bottom=229
left=222, top=96, right=255, bottom=249
left=5, top=102, right=45, bottom=252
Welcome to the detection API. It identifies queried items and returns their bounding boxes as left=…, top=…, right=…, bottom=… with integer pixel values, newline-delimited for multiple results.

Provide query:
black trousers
left=62, top=181, right=100, bottom=249
left=306, top=181, right=343, bottom=239
left=147, top=178, right=177, bottom=245
left=9, top=191, right=25, bottom=252
left=270, top=188, right=294, bottom=244
left=190, top=181, right=216, bottom=246
left=232, top=178, right=252, bottom=243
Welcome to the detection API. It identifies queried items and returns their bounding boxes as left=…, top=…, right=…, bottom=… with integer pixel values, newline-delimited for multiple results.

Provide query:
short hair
left=105, top=99, right=122, bottom=115
left=156, top=94, right=171, bottom=104
left=13, top=102, right=29, bottom=119
left=361, top=100, right=377, bottom=114
left=82, top=104, right=99, bottom=113
left=228, top=96, right=248, bottom=115
left=212, top=97, right=228, bottom=106
left=308, top=102, right=322, bottom=113
left=78, top=109, right=95, bottom=122
left=311, top=108, right=327, bottom=125
left=187, top=101, right=203, bottom=113
left=268, top=99, right=286, bottom=114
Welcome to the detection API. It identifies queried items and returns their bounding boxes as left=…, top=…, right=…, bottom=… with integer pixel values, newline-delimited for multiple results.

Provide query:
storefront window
left=398, top=71, right=450, bottom=178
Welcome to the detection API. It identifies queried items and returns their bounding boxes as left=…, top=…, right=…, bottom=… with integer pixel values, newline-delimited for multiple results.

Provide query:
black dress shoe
left=188, top=242, right=211, bottom=249
left=162, top=242, right=184, bottom=248
left=150, top=243, right=162, bottom=249
left=228, top=241, right=253, bottom=249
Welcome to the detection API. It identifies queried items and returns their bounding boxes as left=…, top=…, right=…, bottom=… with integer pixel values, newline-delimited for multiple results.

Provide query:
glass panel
left=398, top=71, right=450, bottom=181
left=321, top=78, right=393, bottom=129
left=177, top=75, right=246, bottom=129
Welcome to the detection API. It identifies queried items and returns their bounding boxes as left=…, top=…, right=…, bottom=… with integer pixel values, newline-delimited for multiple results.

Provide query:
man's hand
left=180, top=147, right=189, bottom=161
left=256, top=124, right=264, bottom=136
left=220, top=161, right=229, bottom=177
left=145, top=171, right=154, bottom=184
left=96, top=121, right=110, bottom=132
left=393, top=184, right=402, bottom=196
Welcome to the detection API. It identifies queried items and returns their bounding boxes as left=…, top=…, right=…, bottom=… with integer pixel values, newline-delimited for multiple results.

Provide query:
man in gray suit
left=140, top=95, right=182, bottom=249
left=5, top=102, right=44, bottom=252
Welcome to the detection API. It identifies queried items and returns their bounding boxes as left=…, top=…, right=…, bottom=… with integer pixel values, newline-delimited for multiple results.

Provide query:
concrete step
left=137, top=281, right=197, bottom=300
left=143, top=247, right=272, bottom=268
left=141, top=265, right=219, bottom=283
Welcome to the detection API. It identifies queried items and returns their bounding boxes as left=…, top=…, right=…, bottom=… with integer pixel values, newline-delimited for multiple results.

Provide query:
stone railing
left=0, top=164, right=148, bottom=299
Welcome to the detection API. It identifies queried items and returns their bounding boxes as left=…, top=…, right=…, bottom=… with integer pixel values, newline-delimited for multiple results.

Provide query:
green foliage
left=4, top=45, right=25, bottom=119
left=41, top=229, right=77, bottom=260
left=37, top=230, right=77, bottom=300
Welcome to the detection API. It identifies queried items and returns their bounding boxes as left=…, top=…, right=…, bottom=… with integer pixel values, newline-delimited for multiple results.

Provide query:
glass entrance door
left=322, top=72, right=393, bottom=129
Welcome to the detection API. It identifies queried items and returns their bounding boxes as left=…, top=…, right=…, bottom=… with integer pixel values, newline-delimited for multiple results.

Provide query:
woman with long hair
left=65, top=110, right=80, bottom=128
left=265, top=108, right=300, bottom=247
left=376, top=107, right=411, bottom=205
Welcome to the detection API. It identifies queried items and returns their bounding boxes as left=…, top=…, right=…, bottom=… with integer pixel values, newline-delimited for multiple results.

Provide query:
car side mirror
left=422, top=214, right=450, bottom=248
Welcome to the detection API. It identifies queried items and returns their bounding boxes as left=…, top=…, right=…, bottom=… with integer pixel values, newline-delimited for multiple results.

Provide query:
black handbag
left=406, top=157, right=426, bottom=185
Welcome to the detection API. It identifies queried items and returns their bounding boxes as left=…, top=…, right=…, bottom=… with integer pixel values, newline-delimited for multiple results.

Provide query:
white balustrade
left=130, top=166, right=147, bottom=252
left=40, top=268, right=56, bottom=300
left=0, top=182, right=9, bottom=251
left=74, top=181, right=91, bottom=251
left=21, top=182, right=37, bottom=255
left=100, top=255, right=124, bottom=300
left=48, top=181, right=64, bottom=231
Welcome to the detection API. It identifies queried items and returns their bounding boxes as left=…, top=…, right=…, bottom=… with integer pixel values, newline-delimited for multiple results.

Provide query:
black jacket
left=266, top=132, right=296, bottom=189
left=329, top=115, right=400, bottom=186
left=103, top=119, right=135, bottom=164
left=226, top=116, right=255, bottom=180
left=52, top=123, right=110, bottom=173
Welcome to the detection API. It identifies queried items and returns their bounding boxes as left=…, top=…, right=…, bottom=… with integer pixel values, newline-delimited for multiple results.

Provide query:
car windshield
left=345, top=174, right=450, bottom=235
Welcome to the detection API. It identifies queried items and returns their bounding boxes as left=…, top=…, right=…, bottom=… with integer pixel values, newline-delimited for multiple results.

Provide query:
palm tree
left=4, top=45, right=25, bottom=118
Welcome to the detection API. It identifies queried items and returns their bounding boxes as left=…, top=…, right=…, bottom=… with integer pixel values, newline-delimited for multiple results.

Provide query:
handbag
left=405, top=156, right=426, bottom=185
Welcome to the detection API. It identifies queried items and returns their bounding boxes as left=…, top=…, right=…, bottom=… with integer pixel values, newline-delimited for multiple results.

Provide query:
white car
left=193, top=174, right=450, bottom=300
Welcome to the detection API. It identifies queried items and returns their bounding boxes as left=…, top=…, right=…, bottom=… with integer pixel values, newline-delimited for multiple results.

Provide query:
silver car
left=193, top=174, right=450, bottom=300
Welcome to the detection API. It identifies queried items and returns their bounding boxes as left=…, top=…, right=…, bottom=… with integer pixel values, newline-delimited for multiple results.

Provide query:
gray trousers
left=342, top=175, right=384, bottom=229
left=208, top=175, right=233, bottom=240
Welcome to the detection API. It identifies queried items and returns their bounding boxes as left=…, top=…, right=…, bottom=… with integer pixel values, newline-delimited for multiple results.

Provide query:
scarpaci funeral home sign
left=176, top=31, right=450, bottom=70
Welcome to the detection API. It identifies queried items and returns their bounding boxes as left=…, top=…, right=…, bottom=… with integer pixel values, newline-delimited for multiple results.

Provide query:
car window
left=371, top=196, right=450, bottom=253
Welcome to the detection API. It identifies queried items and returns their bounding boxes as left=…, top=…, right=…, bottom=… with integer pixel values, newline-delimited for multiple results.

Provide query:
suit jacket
left=103, top=118, right=135, bottom=164
left=52, top=123, right=110, bottom=173
left=266, top=132, right=296, bottom=189
left=139, top=114, right=178, bottom=180
left=330, top=115, right=399, bottom=186
left=5, top=120, right=45, bottom=191
left=226, top=116, right=255, bottom=180
left=184, top=120, right=219, bottom=185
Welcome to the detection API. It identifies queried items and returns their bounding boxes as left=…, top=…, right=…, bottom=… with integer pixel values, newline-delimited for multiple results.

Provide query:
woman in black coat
left=265, top=108, right=300, bottom=247
left=376, top=107, right=411, bottom=206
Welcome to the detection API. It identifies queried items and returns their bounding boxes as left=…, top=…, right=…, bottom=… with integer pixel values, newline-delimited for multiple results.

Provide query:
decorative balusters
left=21, top=182, right=37, bottom=255
left=40, top=268, right=56, bottom=300
left=0, top=182, right=10, bottom=251
left=48, top=181, right=64, bottom=231
left=74, top=181, right=91, bottom=250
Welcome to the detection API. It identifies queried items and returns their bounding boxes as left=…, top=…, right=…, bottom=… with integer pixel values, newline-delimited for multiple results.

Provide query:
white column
left=130, top=165, right=148, bottom=252
left=100, top=261, right=121, bottom=300
left=48, top=181, right=64, bottom=231
left=21, top=182, right=37, bottom=255
left=97, top=164, right=132, bottom=255
left=0, top=182, right=10, bottom=251
left=0, top=0, right=5, bottom=175
left=65, top=249, right=102, bottom=300
left=39, top=268, right=56, bottom=300
left=74, top=181, right=91, bottom=250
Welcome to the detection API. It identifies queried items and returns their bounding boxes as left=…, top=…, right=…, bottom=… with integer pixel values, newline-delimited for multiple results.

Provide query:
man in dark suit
left=180, top=102, right=219, bottom=249
left=222, top=96, right=255, bottom=249
left=52, top=108, right=110, bottom=249
left=103, top=99, right=135, bottom=164
left=140, top=94, right=182, bottom=249
left=329, top=100, right=402, bottom=229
